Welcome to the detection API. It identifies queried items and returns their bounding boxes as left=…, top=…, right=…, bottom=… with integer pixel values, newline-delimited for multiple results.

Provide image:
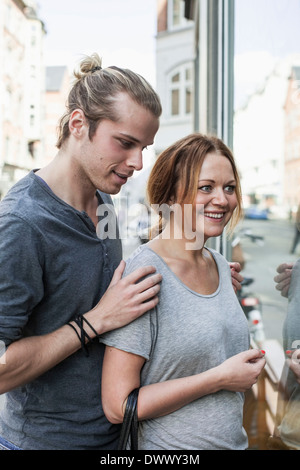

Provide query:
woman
left=101, top=133, right=266, bottom=450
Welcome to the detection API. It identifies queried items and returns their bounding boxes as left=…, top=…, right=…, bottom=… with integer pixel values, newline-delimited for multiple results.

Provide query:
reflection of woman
left=272, top=259, right=300, bottom=450
left=101, top=134, right=265, bottom=450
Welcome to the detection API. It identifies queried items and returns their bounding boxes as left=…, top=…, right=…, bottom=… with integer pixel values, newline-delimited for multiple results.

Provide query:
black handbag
left=118, top=388, right=140, bottom=450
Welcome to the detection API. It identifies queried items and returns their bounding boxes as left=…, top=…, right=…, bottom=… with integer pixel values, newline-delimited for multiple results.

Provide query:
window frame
left=167, top=63, right=194, bottom=120
left=167, top=0, right=190, bottom=30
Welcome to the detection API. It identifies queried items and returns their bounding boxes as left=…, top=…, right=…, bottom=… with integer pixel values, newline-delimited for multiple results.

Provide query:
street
left=235, top=217, right=297, bottom=344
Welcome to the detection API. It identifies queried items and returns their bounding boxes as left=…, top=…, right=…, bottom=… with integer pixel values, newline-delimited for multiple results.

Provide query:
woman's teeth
left=205, top=213, right=224, bottom=219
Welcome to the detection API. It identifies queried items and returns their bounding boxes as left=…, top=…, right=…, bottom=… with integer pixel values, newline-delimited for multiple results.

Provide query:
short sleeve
left=100, top=248, right=158, bottom=360
left=100, top=309, right=157, bottom=361
left=0, top=214, right=44, bottom=346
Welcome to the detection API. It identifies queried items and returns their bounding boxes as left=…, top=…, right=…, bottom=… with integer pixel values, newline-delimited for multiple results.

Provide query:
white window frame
left=167, top=63, right=194, bottom=119
left=167, top=0, right=190, bottom=30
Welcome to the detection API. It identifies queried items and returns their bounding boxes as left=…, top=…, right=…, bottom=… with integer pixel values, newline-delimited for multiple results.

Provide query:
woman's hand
left=216, top=349, right=266, bottom=392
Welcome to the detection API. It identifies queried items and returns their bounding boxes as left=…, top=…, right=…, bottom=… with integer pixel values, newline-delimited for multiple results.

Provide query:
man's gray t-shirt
left=0, top=171, right=122, bottom=449
left=101, top=245, right=250, bottom=450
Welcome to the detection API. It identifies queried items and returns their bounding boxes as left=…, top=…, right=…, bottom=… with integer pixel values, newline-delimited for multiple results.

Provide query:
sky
left=235, top=0, right=300, bottom=57
left=36, top=0, right=300, bottom=106
left=234, top=0, right=300, bottom=107
left=36, top=0, right=157, bottom=86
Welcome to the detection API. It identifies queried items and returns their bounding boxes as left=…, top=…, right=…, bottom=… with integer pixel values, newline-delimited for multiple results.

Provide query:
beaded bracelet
left=67, top=315, right=100, bottom=357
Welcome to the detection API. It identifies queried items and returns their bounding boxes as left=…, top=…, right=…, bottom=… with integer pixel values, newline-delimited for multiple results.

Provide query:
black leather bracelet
left=67, top=322, right=81, bottom=342
left=67, top=315, right=99, bottom=357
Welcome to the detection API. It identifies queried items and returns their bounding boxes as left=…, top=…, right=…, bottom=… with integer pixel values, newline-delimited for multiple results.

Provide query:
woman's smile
left=204, top=211, right=226, bottom=220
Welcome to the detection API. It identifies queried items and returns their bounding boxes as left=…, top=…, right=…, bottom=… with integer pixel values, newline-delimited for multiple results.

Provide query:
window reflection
left=234, top=0, right=300, bottom=450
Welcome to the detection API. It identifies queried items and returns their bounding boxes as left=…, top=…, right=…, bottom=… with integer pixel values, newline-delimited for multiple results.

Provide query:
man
left=0, top=53, right=242, bottom=450
left=273, top=258, right=300, bottom=450
left=0, top=54, right=163, bottom=450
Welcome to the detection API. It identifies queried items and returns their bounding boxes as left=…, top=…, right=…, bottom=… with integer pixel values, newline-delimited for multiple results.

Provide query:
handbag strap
left=118, top=388, right=140, bottom=450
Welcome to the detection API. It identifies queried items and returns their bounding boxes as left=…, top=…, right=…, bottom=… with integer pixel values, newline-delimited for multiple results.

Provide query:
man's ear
left=69, top=109, right=87, bottom=138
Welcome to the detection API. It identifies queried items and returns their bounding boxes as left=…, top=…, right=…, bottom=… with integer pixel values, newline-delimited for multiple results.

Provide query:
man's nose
left=127, top=149, right=143, bottom=171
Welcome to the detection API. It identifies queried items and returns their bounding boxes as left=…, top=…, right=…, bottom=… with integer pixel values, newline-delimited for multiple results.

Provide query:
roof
left=46, top=66, right=68, bottom=92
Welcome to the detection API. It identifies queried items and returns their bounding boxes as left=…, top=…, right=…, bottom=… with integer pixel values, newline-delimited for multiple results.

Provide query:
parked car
left=244, top=205, right=268, bottom=220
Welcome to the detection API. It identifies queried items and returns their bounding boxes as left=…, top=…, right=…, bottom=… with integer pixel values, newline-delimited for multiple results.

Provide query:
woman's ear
left=69, top=109, right=88, bottom=138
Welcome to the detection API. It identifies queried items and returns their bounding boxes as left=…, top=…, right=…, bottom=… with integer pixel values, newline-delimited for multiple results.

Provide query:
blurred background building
left=284, top=66, right=300, bottom=217
left=0, top=0, right=44, bottom=197
left=0, top=0, right=69, bottom=198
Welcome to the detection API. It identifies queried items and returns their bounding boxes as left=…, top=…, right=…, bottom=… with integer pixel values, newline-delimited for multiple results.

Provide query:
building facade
left=283, top=66, right=300, bottom=216
left=44, top=65, right=70, bottom=165
left=156, top=0, right=195, bottom=153
left=233, top=62, right=289, bottom=211
left=0, top=0, right=45, bottom=198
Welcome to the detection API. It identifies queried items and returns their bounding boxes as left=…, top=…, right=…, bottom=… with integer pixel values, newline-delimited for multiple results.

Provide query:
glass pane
left=234, top=0, right=300, bottom=450
left=185, top=68, right=191, bottom=81
left=172, top=0, right=181, bottom=26
left=171, top=89, right=179, bottom=115
left=185, top=87, right=192, bottom=114
left=171, top=72, right=180, bottom=83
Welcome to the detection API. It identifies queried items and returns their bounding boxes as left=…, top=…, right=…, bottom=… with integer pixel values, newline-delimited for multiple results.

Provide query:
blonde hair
left=56, top=53, right=162, bottom=148
left=147, top=133, right=243, bottom=237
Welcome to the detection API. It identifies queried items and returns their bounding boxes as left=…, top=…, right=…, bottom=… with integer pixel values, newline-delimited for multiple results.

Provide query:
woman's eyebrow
left=198, top=178, right=236, bottom=184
